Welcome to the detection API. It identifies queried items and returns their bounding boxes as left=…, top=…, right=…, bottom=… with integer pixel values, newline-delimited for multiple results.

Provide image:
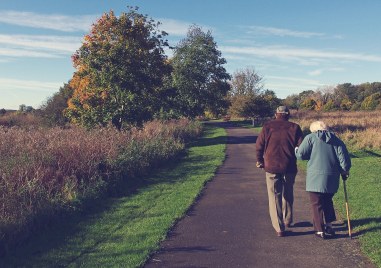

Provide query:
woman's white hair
left=310, top=121, right=328, bottom=133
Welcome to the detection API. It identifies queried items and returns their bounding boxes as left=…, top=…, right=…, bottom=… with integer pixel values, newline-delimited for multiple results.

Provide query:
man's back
left=256, top=118, right=303, bottom=174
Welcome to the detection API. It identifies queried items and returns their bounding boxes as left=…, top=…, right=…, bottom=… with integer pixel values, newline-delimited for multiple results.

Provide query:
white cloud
left=248, top=26, right=325, bottom=38
left=308, top=69, right=323, bottom=76
left=158, top=18, right=190, bottom=36
left=265, top=76, right=329, bottom=97
left=220, top=45, right=381, bottom=63
left=267, top=75, right=325, bottom=86
left=158, top=18, right=215, bottom=38
left=0, top=10, right=95, bottom=32
left=0, top=77, right=62, bottom=91
left=0, top=47, right=61, bottom=58
left=0, top=34, right=80, bottom=53
left=308, top=67, right=345, bottom=76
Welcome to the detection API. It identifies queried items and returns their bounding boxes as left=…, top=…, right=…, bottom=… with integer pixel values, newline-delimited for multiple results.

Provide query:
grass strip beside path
left=298, top=151, right=381, bottom=268
left=1, top=124, right=226, bottom=268
left=334, top=153, right=381, bottom=268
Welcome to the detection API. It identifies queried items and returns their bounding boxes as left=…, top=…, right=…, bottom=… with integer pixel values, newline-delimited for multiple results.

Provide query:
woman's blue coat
left=296, top=130, right=351, bottom=193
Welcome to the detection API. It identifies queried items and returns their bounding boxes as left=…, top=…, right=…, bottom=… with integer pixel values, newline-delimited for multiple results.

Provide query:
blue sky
left=1, top=0, right=381, bottom=109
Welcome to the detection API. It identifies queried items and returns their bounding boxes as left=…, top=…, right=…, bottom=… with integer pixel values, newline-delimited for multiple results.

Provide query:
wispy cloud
left=308, top=67, right=345, bottom=76
left=220, top=45, right=381, bottom=63
left=0, top=10, right=95, bottom=32
left=0, top=34, right=80, bottom=53
left=158, top=18, right=190, bottom=36
left=159, top=18, right=215, bottom=38
left=0, top=47, right=61, bottom=58
left=308, top=69, right=323, bottom=76
left=248, top=26, right=325, bottom=38
left=265, top=75, right=328, bottom=96
left=267, top=75, right=325, bottom=86
left=0, top=77, right=62, bottom=91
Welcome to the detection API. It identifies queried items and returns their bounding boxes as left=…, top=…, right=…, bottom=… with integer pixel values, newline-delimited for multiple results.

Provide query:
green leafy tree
left=228, top=95, right=251, bottom=118
left=228, top=91, right=279, bottom=119
left=361, top=93, right=381, bottom=110
left=283, top=94, right=300, bottom=110
left=40, top=82, right=73, bottom=126
left=340, top=98, right=352, bottom=111
left=171, top=25, right=231, bottom=118
left=334, top=83, right=357, bottom=104
left=300, top=98, right=317, bottom=110
left=242, top=95, right=274, bottom=118
left=322, top=99, right=337, bottom=111
left=262, top=90, right=281, bottom=112
left=66, top=8, right=171, bottom=129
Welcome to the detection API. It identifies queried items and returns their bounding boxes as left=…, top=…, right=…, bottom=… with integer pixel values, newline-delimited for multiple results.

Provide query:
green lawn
left=334, top=151, right=381, bottom=267
left=298, top=150, right=381, bottom=268
left=0, top=124, right=226, bottom=268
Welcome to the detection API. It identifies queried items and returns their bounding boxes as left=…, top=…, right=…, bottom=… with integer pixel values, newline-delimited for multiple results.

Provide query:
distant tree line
left=283, top=82, right=381, bottom=111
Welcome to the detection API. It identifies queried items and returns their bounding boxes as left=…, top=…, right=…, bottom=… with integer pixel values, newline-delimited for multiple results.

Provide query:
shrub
left=0, top=119, right=201, bottom=255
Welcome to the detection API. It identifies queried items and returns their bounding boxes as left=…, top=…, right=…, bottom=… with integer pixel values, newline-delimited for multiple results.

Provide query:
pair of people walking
left=256, top=106, right=351, bottom=239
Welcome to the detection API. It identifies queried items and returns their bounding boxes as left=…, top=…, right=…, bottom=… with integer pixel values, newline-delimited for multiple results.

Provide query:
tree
left=230, top=67, right=263, bottom=96
left=228, top=90, right=279, bottom=119
left=40, top=82, right=73, bottom=126
left=332, top=83, right=357, bottom=108
left=262, top=89, right=281, bottom=112
left=322, top=99, right=337, bottom=111
left=283, top=94, right=300, bottom=110
left=340, top=98, right=352, bottom=111
left=361, top=93, right=381, bottom=110
left=171, top=25, right=231, bottom=118
left=65, top=8, right=171, bottom=129
left=300, top=98, right=317, bottom=110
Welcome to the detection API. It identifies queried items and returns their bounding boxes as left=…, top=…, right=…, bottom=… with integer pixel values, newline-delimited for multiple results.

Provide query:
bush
left=0, top=119, right=201, bottom=255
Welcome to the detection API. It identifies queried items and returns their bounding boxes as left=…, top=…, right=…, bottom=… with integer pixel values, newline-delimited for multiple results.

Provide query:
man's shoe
left=285, top=223, right=292, bottom=228
left=325, top=226, right=336, bottom=237
left=276, top=231, right=285, bottom=237
left=315, top=232, right=326, bottom=239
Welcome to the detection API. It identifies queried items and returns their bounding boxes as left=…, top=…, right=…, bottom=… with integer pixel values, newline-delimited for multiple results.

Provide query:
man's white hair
left=310, top=121, right=328, bottom=133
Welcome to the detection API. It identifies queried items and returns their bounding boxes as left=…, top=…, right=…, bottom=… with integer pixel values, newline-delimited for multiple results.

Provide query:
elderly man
left=256, top=106, right=303, bottom=237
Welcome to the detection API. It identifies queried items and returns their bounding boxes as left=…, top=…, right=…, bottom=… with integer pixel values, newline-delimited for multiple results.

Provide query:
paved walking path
left=145, top=123, right=375, bottom=268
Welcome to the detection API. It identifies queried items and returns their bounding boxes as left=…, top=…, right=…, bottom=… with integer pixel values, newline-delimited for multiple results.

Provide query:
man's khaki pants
left=265, top=172, right=296, bottom=232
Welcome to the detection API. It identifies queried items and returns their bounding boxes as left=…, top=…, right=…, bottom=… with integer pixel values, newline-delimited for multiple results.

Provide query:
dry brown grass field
left=0, top=119, right=202, bottom=255
left=291, top=110, right=381, bottom=151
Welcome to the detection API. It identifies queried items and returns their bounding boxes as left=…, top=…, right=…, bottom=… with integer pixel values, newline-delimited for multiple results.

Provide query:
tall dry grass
left=291, top=110, right=381, bottom=150
left=0, top=119, right=201, bottom=254
left=0, top=112, right=44, bottom=127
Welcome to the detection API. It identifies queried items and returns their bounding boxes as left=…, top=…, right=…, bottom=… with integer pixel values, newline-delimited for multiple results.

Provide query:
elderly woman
left=295, top=121, right=351, bottom=239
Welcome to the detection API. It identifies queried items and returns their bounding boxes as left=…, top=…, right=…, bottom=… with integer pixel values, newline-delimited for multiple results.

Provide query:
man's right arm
left=296, top=125, right=304, bottom=146
left=256, top=129, right=265, bottom=165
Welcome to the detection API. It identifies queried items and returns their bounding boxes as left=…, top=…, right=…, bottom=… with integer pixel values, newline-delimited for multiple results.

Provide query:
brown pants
left=266, top=172, right=296, bottom=232
left=309, top=192, right=336, bottom=232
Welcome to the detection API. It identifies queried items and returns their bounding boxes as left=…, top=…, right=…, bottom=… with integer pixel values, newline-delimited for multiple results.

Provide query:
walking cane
left=343, top=178, right=352, bottom=238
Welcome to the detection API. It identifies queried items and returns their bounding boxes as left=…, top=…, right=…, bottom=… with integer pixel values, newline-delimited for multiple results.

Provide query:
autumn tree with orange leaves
left=65, top=7, right=171, bottom=129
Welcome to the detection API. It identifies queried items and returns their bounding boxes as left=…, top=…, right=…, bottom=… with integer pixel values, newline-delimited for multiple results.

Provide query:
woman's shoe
left=325, top=226, right=336, bottom=237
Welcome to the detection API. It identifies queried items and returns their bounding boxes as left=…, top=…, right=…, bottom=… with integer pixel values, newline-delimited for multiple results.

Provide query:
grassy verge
left=298, top=150, right=381, bottom=267
left=0, top=124, right=226, bottom=268
left=228, top=119, right=262, bottom=132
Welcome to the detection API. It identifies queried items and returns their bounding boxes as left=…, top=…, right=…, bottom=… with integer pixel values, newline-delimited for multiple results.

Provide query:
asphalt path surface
left=145, top=122, right=375, bottom=268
